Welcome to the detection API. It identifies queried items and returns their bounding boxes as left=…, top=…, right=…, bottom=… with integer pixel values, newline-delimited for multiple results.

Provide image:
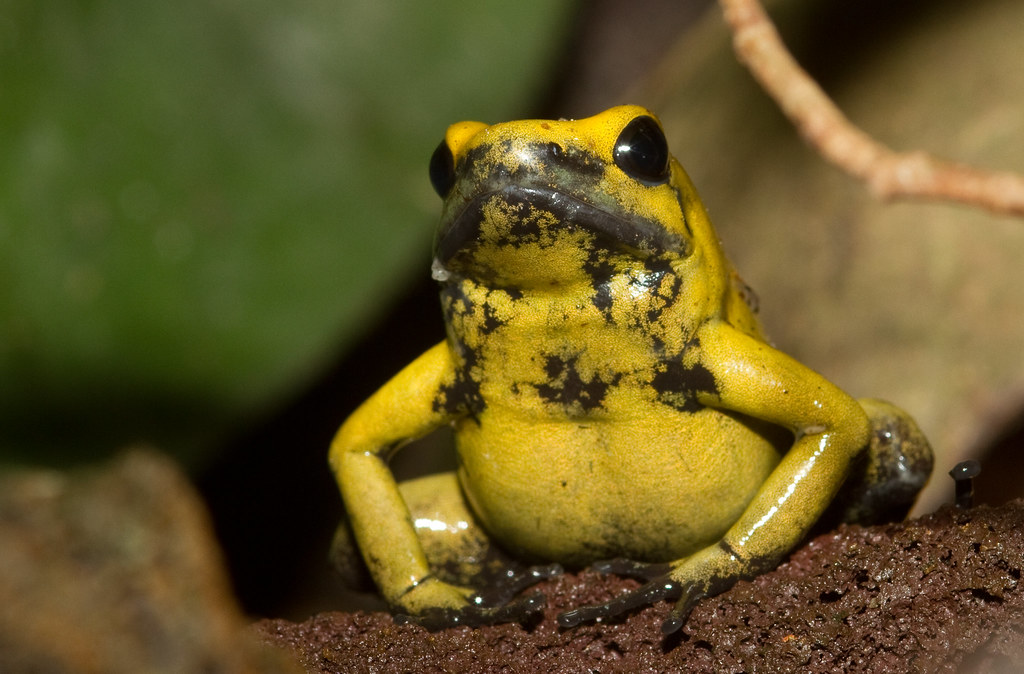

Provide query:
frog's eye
left=429, top=140, right=456, bottom=198
left=613, top=115, right=670, bottom=185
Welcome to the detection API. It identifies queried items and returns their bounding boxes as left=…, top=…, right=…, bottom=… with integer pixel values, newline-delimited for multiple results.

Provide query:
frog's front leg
left=561, top=323, right=875, bottom=634
left=330, top=471, right=561, bottom=627
left=329, top=341, right=477, bottom=616
left=329, top=343, right=557, bottom=626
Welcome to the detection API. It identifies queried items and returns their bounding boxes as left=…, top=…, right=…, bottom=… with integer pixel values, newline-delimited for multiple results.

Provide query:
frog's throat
left=434, top=185, right=688, bottom=267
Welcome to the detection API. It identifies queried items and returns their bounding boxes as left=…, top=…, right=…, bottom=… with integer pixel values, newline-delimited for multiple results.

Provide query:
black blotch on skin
left=586, top=251, right=619, bottom=317
left=478, top=300, right=504, bottom=335
left=432, top=339, right=485, bottom=420
left=460, top=140, right=518, bottom=184
left=535, top=355, right=619, bottom=413
left=533, top=141, right=605, bottom=182
left=635, top=258, right=677, bottom=321
left=439, top=284, right=470, bottom=329
left=440, top=282, right=508, bottom=337
left=434, top=285, right=486, bottom=419
left=643, top=257, right=677, bottom=285
left=494, top=192, right=545, bottom=243
left=649, top=357, right=718, bottom=413
left=646, top=277, right=681, bottom=329
left=433, top=371, right=484, bottom=420
left=591, top=280, right=614, bottom=316
left=458, top=139, right=605, bottom=201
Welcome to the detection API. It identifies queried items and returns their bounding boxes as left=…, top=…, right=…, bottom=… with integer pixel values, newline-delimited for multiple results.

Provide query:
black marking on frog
left=440, top=284, right=469, bottom=331
left=642, top=262, right=682, bottom=326
left=433, top=346, right=486, bottom=420
left=533, top=354, right=621, bottom=414
left=583, top=248, right=680, bottom=323
left=436, top=137, right=686, bottom=267
left=492, top=192, right=551, bottom=244
left=591, top=278, right=614, bottom=317
left=536, top=141, right=605, bottom=182
left=478, top=296, right=504, bottom=336
left=587, top=255, right=686, bottom=354
left=649, top=354, right=718, bottom=413
left=435, top=285, right=487, bottom=419
left=585, top=252, right=620, bottom=318
left=440, top=279, right=508, bottom=338
left=457, top=140, right=518, bottom=183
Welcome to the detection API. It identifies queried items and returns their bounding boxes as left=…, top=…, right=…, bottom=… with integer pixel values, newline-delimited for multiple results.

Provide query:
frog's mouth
left=434, top=184, right=686, bottom=269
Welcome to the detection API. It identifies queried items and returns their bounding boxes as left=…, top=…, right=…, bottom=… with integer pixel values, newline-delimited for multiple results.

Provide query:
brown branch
left=717, top=0, right=1024, bottom=217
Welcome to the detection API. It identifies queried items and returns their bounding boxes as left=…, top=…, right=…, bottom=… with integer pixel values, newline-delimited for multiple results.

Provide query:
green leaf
left=0, top=0, right=575, bottom=465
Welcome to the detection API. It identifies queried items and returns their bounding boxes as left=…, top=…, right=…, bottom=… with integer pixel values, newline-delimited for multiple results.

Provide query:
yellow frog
left=328, top=106, right=932, bottom=634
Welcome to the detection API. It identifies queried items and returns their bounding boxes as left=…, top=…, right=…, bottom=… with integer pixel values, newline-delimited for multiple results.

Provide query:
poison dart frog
left=328, top=105, right=933, bottom=634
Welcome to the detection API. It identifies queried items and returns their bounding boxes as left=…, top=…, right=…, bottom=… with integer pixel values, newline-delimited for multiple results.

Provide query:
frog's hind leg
left=818, top=398, right=934, bottom=528
left=331, top=472, right=555, bottom=593
left=331, top=471, right=560, bottom=627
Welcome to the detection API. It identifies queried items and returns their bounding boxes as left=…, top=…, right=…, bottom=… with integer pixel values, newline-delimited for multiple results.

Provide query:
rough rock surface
left=256, top=501, right=1024, bottom=673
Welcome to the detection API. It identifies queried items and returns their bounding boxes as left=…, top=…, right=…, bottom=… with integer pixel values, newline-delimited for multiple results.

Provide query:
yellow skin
left=329, top=106, right=932, bottom=633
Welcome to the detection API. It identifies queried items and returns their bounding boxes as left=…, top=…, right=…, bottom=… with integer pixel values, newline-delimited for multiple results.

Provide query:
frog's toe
left=470, top=562, right=563, bottom=607
left=394, top=590, right=548, bottom=631
left=557, top=576, right=681, bottom=628
left=660, top=582, right=709, bottom=634
left=591, top=558, right=672, bottom=581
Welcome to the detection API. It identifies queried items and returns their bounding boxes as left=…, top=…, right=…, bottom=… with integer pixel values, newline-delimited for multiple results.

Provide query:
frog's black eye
left=429, top=140, right=456, bottom=198
left=613, top=115, right=670, bottom=185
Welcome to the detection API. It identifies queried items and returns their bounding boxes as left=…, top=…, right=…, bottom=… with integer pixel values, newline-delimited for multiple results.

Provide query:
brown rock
left=0, top=450, right=300, bottom=674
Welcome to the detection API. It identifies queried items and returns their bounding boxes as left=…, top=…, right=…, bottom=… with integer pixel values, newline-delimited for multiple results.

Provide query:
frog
left=328, top=105, right=933, bottom=634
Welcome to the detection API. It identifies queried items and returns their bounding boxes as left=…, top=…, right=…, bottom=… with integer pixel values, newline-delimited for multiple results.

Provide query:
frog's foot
left=557, top=558, right=677, bottom=629
left=470, top=562, right=564, bottom=607
left=591, top=558, right=672, bottom=581
left=394, top=590, right=548, bottom=630
left=394, top=563, right=563, bottom=631
left=560, top=546, right=749, bottom=634
left=558, top=572, right=739, bottom=634
left=557, top=557, right=684, bottom=630
left=821, top=398, right=934, bottom=528
left=659, top=582, right=719, bottom=634
left=557, top=574, right=682, bottom=630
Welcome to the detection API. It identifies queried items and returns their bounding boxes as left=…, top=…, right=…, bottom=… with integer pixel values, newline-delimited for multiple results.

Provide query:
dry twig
left=718, top=0, right=1024, bottom=217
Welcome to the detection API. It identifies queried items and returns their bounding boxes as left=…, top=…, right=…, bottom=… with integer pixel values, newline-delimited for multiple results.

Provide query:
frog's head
left=428, top=106, right=721, bottom=292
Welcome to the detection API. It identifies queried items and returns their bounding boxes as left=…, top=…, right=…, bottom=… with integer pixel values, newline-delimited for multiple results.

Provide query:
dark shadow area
left=973, top=409, right=1024, bottom=507
left=0, top=379, right=228, bottom=469
left=769, top=0, right=962, bottom=88
left=196, top=271, right=445, bottom=617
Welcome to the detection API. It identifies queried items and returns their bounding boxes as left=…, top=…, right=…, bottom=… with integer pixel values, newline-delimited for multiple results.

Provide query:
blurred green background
left=0, top=0, right=576, bottom=467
